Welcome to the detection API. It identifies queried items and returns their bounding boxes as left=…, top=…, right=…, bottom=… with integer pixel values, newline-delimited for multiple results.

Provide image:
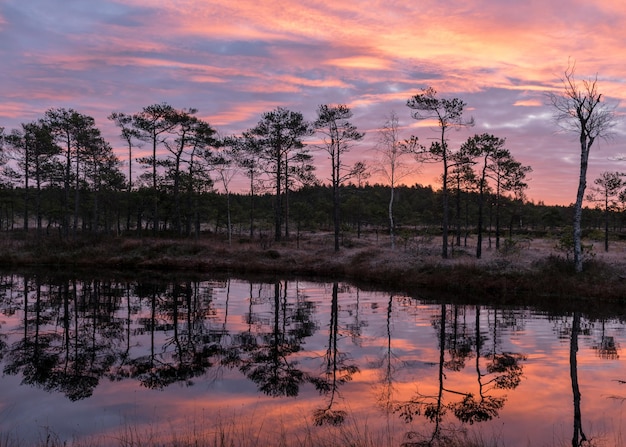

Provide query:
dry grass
left=2, top=231, right=626, bottom=307
left=0, top=414, right=504, bottom=447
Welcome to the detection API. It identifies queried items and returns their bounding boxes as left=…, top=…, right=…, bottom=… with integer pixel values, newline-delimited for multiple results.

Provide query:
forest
left=0, top=95, right=622, bottom=256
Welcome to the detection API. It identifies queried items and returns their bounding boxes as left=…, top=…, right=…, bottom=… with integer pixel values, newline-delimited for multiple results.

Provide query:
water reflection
left=570, top=311, right=586, bottom=447
left=0, top=273, right=624, bottom=446
left=393, top=305, right=526, bottom=445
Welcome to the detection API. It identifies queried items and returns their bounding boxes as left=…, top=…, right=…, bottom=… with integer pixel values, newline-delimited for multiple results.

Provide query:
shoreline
left=2, top=233, right=626, bottom=312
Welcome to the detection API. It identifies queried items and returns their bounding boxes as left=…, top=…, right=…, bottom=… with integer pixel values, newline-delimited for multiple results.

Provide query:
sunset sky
left=1, top=0, right=626, bottom=205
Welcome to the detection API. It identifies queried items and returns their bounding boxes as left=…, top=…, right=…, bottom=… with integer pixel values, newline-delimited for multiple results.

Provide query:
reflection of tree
left=312, top=282, right=359, bottom=426
left=126, top=281, right=169, bottom=389
left=591, top=319, right=619, bottom=360
left=125, top=280, right=218, bottom=389
left=234, top=281, right=315, bottom=397
left=55, top=279, right=121, bottom=400
left=373, top=294, right=399, bottom=413
left=159, top=281, right=214, bottom=386
left=444, top=305, right=473, bottom=371
left=570, top=312, right=587, bottom=447
left=107, top=281, right=136, bottom=382
left=395, top=305, right=526, bottom=445
left=345, top=288, right=367, bottom=346
left=4, top=276, right=60, bottom=392
left=450, top=307, right=526, bottom=424
left=394, top=304, right=459, bottom=442
left=5, top=277, right=123, bottom=400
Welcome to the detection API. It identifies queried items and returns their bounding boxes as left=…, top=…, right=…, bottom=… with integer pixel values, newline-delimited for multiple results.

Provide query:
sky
left=1, top=0, right=626, bottom=206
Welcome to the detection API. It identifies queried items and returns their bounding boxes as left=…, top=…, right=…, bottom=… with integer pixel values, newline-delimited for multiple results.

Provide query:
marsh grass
left=3, top=232, right=626, bottom=305
left=0, top=414, right=506, bottom=447
left=3, top=416, right=617, bottom=447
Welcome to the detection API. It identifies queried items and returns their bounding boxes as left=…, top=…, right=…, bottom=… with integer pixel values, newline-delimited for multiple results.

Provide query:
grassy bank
left=2, top=232, right=626, bottom=310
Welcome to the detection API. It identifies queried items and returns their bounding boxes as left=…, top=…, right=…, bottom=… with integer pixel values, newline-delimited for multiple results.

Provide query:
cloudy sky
left=1, top=0, right=625, bottom=205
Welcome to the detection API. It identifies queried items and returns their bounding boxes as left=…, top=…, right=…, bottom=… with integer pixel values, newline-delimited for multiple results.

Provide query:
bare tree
left=407, top=87, right=473, bottom=259
left=375, top=112, right=413, bottom=249
left=227, top=133, right=268, bottom=239
left=205, top=145, right=239, bottom=245
left=548, top=63, right=617, bottom=272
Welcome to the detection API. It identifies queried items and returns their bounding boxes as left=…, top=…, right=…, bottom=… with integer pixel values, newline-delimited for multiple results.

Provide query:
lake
left=0, top=272, right=625, bottom=446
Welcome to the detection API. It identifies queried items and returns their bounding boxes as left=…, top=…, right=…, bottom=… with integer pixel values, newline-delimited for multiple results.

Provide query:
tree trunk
left=274, top=155, right=282, bottom=242
left=442, top=151, right=449, bottom=259
left=604, top=194, right=609, bottom=252
left=389, top=185, right=395, bottom=249
left=573, top=139, right=591, bottom=273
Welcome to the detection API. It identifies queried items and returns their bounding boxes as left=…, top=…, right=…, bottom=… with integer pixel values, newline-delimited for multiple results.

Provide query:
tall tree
left=5, top=121, right=60, bottom=234
left=228, top=133, right=266, bottom=239
left=375, top=112, right=413, bottom=249
left=72, top=123, right=107, bottom=234
left=485, top=148, right=532, bottom=251
left=132, top=103, right=177, bottom=234
left=44, top=108, right=99, bottom=238
left=587, top=171, right=623, bottom=252
left=407, top=87, right=473, bottom=259
left=548, top=63, right=617, bottom=272
left=461, top=134, right=506, bottom=259
left=204, top=146, right=238, bottom=245
left=162, top=108, right=208, bottom=235
left=250, top=107, right=312, bottom=242
left=315, top=104, right=364, bottom=252
left=108, top=111, right=143, bottom=231
left=183, top=118, right=218, bottom=237
left=82, top=135, right=123, bottom=232
left=449, top=150, right=476, bottom=247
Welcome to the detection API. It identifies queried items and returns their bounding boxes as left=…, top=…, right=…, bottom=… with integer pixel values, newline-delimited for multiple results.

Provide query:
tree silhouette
left=570, top=312, right=587, bottom=447
left=315, top=105, right=364, bottom=251
left=548, top=62, right=617, bottom=272
left=407, top=87, right=474, bottom=259
left=236, top=281, right=314, bottom=397
left=311, top=283, right=359, bottom=426
left=249, top=107, right=312, bottom=242
left=587, top=171, right=623, bottom=252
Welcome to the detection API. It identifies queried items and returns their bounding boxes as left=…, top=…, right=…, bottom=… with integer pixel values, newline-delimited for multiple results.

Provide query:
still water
left=0, top=272, right=625, bottom=446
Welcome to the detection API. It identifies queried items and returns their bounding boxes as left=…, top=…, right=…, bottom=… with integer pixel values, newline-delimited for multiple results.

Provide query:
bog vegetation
left=0, top=82, right=622, bottom=275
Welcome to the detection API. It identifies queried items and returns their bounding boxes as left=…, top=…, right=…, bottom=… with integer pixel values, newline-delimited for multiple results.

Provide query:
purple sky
left=1, top=0, right=626, bottom=205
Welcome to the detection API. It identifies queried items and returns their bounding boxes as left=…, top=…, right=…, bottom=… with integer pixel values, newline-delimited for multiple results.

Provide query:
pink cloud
left=2, top=0, right=626, bottom=205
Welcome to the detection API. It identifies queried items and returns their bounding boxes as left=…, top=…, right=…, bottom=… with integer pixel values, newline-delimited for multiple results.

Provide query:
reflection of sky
left=2, top=1, right=626, bottom=205
left=0, top=277, right=625, bottom=445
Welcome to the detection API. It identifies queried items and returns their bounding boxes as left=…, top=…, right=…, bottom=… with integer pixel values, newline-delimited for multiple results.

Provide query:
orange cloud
left=514, top=99, right=544, bottom=107
left=326, top=56, right=391, bottom=71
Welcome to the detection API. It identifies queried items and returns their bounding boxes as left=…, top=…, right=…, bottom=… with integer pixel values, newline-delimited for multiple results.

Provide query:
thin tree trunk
left=389, top=185, right=395, bottom=249
left=573, top=140, right=590, bottom=273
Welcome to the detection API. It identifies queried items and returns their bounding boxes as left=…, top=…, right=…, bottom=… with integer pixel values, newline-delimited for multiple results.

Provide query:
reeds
left=0, top=415, right=502, bottom=447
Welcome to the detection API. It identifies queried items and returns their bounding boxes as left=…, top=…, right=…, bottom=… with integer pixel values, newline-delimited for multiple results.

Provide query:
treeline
left=0, top=91, right=619, bottom=253
left=0, top=178, right=620, bottom=243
